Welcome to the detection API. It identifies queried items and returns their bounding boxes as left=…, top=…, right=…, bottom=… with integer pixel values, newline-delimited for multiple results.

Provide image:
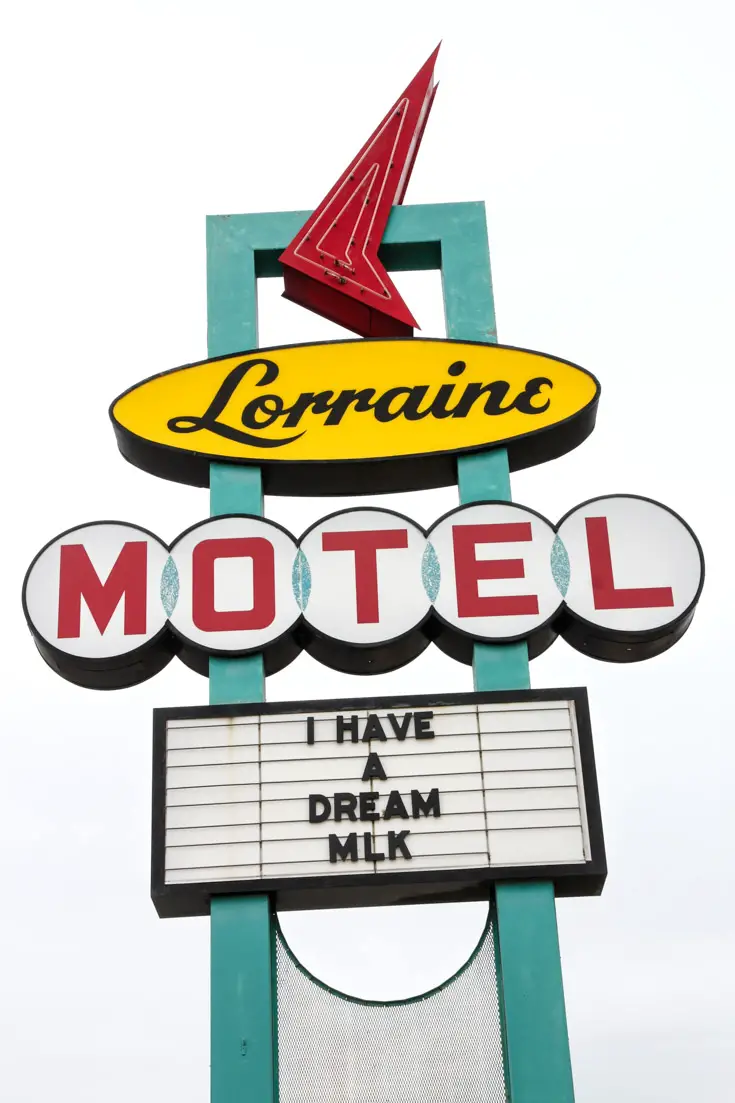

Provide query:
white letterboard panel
left=151, top=689, right=605, bottom=917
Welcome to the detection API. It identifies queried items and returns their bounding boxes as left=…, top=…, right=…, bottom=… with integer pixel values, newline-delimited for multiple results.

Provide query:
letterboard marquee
left=151, top=688, right=606, bottom=917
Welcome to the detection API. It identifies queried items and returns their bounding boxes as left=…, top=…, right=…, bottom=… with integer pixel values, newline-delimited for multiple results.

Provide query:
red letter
left=452, top=523, right=539, bottom=617
left=322, top=529, right=408, bottom=623
left=57, top=542, right=148, bottom=638
left=585, top=516, right=674, bottom=610
left=192, top=538, right=275, bottom=632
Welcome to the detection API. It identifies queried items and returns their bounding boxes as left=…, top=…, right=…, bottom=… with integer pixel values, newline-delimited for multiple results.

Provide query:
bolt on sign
left=22, top=495, right=704, bottom=688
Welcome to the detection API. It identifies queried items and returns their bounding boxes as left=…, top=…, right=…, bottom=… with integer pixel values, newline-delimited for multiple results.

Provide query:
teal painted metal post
left=446, top=207, right=575, bottom=1103
left=207, top=219, right=276, bottom=1103
left=441, top=203, right=530, bottom=696
left=492, top=883, right=574, bottom=1102
left=211, top=896, right=276, bottom=1103
left=202, top=200, right=575, bottom=1103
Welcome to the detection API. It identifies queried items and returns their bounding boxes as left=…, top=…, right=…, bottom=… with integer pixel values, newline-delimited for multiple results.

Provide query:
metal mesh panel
left=275, top=912, right=507, bottom=1103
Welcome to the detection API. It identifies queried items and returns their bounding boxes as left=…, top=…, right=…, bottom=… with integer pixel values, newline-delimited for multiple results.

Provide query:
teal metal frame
left=206, top=201, right=575, bottom=1102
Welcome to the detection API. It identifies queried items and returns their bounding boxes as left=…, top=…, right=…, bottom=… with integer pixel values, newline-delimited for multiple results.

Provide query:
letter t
left=321, top=529, right=408, bottom=623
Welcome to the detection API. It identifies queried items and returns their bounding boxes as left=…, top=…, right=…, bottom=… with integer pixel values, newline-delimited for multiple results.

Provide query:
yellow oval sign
left=110, top=338, right=600, bottom=494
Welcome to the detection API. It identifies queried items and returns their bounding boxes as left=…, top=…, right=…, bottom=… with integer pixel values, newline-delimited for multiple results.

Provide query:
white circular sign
left=428, top=501, right=563, bottom=644
left=167, top=514, right=301, bottom=654
left=21, top=494, right=705, bottom=687
left=23, top=521, right=170, bottom=660
left=556, top=494, right=704, bottom=636
left=300, top=508, right=430, bottom=646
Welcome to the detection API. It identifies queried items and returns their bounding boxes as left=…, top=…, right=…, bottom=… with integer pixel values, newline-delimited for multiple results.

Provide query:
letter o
left=167, top=514, right=302, bottom=675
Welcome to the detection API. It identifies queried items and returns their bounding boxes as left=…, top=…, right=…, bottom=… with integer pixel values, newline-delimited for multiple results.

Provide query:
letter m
left=328, top=833, right=358, bottom=863
left=411, top=788, right=440, bottom=818
left=57, top=542, right=148, bottom=638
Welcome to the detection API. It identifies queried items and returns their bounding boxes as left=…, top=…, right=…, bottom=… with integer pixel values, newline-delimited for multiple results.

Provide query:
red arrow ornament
left=279, top=45, right=440, bottom=338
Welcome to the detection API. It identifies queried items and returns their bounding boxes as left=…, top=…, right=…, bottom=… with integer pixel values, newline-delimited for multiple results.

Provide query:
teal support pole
left=446, top=207, right=575, bottom=1102
left=203, top=200, right=575, bottom=1103
left=445, top=202, right=529, bottom=695
left=207, top=220, right=275, bottom=1103
left=211, top=896, right=276, bottom=1103
left=209, top=463, right=264, bottom=705
left=493, top=883, right=575, bottom=1103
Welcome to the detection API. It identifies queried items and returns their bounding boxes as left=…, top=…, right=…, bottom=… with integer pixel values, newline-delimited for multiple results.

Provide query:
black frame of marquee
left=151, top=686, right=607, bottom=918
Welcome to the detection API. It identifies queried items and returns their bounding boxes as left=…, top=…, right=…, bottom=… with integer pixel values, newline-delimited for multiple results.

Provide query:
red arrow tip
left=279, top=49, right=440, bottom=338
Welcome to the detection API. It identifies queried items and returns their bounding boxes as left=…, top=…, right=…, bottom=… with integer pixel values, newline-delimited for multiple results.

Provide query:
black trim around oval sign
left=109, top=337, right=601, bottom=495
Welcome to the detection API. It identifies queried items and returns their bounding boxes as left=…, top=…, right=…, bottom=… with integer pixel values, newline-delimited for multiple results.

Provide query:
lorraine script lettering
left=167, top=358, right=553, bottom=449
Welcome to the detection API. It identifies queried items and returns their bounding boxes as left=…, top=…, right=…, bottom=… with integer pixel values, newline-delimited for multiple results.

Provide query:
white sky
left=1, top=2, right=734, bottom=1100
